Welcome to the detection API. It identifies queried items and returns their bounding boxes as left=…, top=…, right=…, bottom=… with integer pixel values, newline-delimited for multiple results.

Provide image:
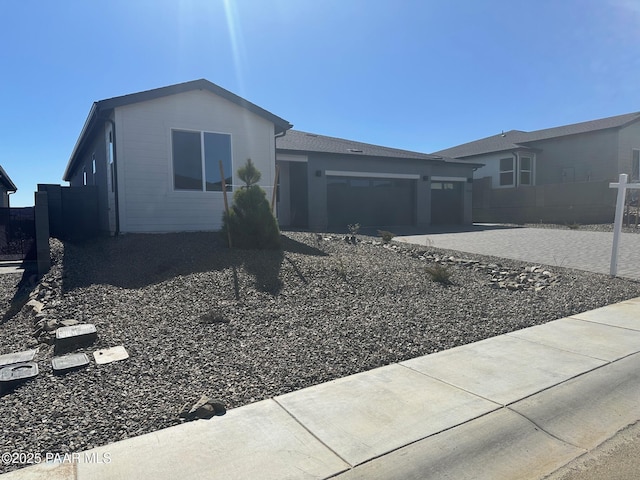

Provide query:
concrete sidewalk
left=3, top=297, right=640, bottom=479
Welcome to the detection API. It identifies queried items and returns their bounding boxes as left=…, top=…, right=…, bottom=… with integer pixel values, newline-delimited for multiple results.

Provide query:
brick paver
left=398, top=227, right=640, bottom=281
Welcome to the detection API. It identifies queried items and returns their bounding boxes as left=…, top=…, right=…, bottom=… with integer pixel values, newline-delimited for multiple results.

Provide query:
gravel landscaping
left=1, top=230, right=640, bottom=473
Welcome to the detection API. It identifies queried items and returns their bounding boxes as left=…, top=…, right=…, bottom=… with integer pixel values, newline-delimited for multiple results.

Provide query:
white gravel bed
left=1, top=231, right=639, bottom=474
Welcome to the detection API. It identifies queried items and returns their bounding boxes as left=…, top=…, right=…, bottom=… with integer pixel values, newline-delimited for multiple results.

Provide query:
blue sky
left=1, top=0, right=639, bottom=206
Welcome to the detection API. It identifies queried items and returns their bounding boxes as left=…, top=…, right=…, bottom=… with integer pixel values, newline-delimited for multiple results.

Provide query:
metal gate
left=0, top=207, right=36, bottom=261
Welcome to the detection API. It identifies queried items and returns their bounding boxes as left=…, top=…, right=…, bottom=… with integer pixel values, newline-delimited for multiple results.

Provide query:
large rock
left=179, top=395, right=226, bottom=420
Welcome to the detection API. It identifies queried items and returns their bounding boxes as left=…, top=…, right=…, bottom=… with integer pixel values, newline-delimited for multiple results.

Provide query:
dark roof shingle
left=277, top=130, right=450, bottom=161
left=434, top=111, right=640, bottom=158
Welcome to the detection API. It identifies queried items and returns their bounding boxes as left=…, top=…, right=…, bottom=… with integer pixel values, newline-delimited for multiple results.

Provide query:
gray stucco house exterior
left=0, top=165, right=17, bottom=208
left=63, top=79, right=478, bottom=234
left=434, top=112, right=640, bottom=223
left=276, top=130, right=478, bottom=230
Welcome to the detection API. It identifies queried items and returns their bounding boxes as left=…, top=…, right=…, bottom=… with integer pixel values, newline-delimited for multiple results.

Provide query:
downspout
left=105, top=118, right=120, bottom=235
left=273, top=129, right=288, bottom=221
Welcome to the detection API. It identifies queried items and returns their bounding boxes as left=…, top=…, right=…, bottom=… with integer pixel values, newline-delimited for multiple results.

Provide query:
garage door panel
left=327, top=177, right=415, bottom=227
left=431, top=182, right=463, bottom=225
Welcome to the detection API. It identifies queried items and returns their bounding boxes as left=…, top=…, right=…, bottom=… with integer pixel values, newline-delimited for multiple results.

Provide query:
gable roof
left=64, top=79, right=292, bottom=181
left=434, top=111, right=640, bottom=159
left=0, top=164, right=17, bottom=192
left=277, top=129, right=466, bottom=164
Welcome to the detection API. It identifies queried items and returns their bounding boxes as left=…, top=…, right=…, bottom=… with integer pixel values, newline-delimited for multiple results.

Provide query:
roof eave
left=276, top=146, right=471, bottom=164
left=0, top=165, right=17, bottom=192
left=63, top=103, right=100, bottom=182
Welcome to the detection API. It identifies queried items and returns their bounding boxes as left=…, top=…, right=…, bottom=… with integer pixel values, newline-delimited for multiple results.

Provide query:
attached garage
left=326, top=173, right=416, bottom=227
left=276, top=130, right=481, bottom=231
left=430, top=178, right=466, bottom=225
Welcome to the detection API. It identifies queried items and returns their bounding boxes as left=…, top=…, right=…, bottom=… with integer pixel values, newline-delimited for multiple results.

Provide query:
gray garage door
left=327, top=176, right=416, bottom=227
left=431, top=181, right=463, bottom=224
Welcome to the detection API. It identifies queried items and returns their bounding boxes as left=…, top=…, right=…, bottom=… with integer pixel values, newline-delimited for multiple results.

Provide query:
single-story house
left=433, top=112, right=640, bottom=223
left=63, top=79, right=479, bottom=234
left=0, top=165, right=17, bottom=208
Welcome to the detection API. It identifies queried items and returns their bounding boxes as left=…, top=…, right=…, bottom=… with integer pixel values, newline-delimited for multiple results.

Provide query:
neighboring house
left=63, top=79, right=479, bottom=234
left=0, top=164, right=18, bottom=208
left=276, top=130, right=479, bottom=230
left=434, top=112, right=640, bottom=223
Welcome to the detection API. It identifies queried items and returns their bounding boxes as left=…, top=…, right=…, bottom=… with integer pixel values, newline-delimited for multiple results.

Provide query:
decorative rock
left=44, top=319, right=60, bottom=332
left=55, top=324, right=98, bottom=352
left=0, top=349, right=38, bottom=368
left=179, top=394, right=226, bottom=420
left=0, top=362, right=39, bottom=391
left=52, top=353, right=90, bottom=374
left=25, top=299, right=44, bottom=314
left=93, top=346, right=129, bottom=365
left=60, top=319, right=79, bottom=327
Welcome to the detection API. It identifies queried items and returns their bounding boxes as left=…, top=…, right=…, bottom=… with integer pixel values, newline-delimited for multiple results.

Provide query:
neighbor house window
left=499, top=158, right=514, bottom=186
left=83, top=168, right=87, bottom=186
left=518, top=155, right=533, bottom=186
left=633, top=149, right=640, bottom=181
left=172, top=129, right=232, bottom=191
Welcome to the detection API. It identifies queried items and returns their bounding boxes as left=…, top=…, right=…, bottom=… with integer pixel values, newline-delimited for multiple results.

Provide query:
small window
left=83, top=168, right=87, bottom=186
left=92, top=154, right=96, bottom=176
left=173, top=130, right=203, bottom=190
left=372, top=179, right=392, bottom=188
left=327, top=177, right=348, bottom=186
left=204, top=132, right=232, bottom=191
left=633, top=149, right=640, bottom=181
left=349, top=179, right=370, bottom=188
left=499, top=157, right=514, bottom=186
left=519, top=156, right=532, bottom=186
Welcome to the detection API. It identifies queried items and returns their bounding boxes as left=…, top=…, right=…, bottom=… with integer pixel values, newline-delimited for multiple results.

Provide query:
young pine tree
left=221, top=159, right=281, bottom=249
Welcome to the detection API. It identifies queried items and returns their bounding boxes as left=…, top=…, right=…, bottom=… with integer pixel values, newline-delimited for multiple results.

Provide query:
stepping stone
left=0, top=362, right=39, bottom=390
left=93, top=346, right=129, bottom=365
left=0, top=349, right=37, bottom=368
left=52, top=353, right=90, bottom=374
left=55, top=324, right=97, bottom=352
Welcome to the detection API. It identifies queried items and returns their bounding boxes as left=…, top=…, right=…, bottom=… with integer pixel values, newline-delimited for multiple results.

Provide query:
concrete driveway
left=396, top=225, right=640, bottom=281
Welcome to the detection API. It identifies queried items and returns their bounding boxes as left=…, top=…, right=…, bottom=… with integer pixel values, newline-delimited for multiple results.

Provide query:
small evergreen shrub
left=347, top=223, right=361, bottom=235
left=425, top=264, right=452, bottom=285
left=221, top=159, right=281, bottom=250
left=377, top=230, right=395, bottom=244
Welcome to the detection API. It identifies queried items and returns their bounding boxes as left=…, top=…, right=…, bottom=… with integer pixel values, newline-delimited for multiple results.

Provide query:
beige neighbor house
left=0, top=165, right=17, bottom=208
left=434, top=112, right=640, bottom=224
left=62, top=79, right=479, bottom=235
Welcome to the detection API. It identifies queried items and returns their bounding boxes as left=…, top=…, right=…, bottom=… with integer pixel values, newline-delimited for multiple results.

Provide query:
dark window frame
left=171, top=129, right=233, bottom=192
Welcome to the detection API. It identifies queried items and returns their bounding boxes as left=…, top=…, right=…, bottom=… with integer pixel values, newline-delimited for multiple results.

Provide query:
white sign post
left=609, top=174, right=640, bottom=277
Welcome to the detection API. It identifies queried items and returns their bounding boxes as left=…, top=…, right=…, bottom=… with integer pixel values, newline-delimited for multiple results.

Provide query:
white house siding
left=114, top=90, right=277, bottom=233
left=618, top=121, right=640, bottom=180
left=464, top=152, right=515, bottom=188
